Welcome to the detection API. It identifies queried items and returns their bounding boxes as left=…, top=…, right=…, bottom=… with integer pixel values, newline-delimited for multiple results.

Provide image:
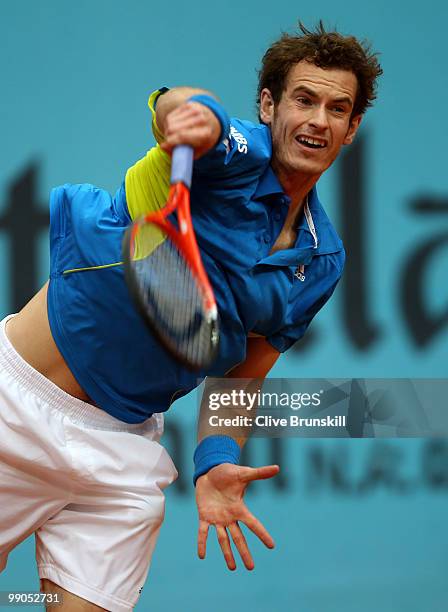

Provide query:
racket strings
left=132, top=224, right=214, bottom=366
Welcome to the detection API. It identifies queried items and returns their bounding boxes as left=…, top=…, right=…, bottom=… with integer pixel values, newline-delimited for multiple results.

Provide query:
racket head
left=122, top=208, right=220, bottom=371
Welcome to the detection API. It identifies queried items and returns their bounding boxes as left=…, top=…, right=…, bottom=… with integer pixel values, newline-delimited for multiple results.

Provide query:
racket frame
left=123, top=155, right=219, bottom=370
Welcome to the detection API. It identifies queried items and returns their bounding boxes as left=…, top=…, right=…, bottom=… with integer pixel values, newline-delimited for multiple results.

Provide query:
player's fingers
left=164, top=126, right=216, bottom=149
left=228, top=522, right=254, bottom=571
left=215, top=525, right=236, bottom=571
left=165, top=113, right=209, bottom=136
left=161, top=140, right=208, bottom=160
left=242, top=510, right=275, bottom=549
left=198, top=520, right=209, bottom=559
left=238, top=464, right=280, bottom=483
left=165, top=104, right=216, bottom=135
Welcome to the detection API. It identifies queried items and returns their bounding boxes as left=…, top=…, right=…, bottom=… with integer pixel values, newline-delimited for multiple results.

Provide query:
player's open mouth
left=295, top=135, right=327, bottom=149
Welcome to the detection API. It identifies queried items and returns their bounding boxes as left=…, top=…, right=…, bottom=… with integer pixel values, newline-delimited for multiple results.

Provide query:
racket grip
left=171, top=145, right=194, bottom=188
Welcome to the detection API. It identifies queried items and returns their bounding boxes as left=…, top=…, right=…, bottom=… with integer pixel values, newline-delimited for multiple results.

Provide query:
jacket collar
left=253, top=165, right=285, bottom=201
left=254, top=166, right=343, bottom=256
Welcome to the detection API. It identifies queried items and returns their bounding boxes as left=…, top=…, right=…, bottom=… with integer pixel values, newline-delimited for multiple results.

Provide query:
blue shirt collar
left=253, top=165, right=285, bottom=201
left=305, top=187, right=343, bottom=255
left=254, top=166, right=343, bottom=256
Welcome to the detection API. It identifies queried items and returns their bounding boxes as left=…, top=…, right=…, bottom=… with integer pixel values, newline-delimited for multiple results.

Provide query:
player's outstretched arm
left=195, top=337, right=281, bottom=570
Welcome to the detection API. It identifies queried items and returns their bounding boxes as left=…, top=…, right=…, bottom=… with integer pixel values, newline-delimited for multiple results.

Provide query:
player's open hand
left=195, top=462, right=280, bottom=571
left=161, top=101, right=221, bottom=159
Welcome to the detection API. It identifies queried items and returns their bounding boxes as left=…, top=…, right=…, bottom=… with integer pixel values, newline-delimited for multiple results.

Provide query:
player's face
left=260, top=61, right=362, bottom=181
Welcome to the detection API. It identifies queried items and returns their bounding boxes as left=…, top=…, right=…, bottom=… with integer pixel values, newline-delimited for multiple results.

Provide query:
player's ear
left=343, top=114, right=362, bottom=145
left=259, top=89, right=275, bottom=125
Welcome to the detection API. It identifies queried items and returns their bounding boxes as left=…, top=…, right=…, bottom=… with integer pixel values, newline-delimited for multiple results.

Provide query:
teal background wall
left=0, top=1, right=447, bottom=610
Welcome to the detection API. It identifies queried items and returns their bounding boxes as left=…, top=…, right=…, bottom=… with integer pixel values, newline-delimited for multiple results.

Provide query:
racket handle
left=171, top=145, right=194, bottom=188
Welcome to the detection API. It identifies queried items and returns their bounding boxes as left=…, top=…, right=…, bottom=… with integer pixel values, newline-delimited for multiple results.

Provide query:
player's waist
left=0, top=313, right=160, bottom=434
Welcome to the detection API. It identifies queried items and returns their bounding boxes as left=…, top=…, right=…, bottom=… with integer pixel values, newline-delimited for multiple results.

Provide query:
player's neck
left=272, top=163, right=320, bottom=217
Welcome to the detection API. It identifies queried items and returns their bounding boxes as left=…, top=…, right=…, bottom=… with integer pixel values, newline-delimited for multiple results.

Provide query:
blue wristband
left=193, top=435, right=241, bottom=485
left=188, top=94, right=230, bottom=145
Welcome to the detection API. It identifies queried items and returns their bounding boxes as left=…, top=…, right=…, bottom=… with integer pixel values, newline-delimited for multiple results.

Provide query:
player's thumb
left=238, top=464, right=280, bottom=483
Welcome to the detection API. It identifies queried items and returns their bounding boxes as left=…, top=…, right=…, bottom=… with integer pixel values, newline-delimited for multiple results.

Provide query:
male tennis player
left=0, top=22, right=381, bottom=611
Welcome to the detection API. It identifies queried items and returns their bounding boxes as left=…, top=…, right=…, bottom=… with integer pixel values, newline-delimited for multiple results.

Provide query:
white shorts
left=0, top=315, right=178, bottom=611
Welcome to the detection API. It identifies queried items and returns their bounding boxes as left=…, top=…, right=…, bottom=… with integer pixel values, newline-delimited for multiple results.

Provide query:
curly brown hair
left=257, top=21, right=383, bottom=118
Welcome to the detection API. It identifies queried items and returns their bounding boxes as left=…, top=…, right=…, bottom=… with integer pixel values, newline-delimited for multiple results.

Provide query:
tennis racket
left=123, top=144, right=219, bottom=370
